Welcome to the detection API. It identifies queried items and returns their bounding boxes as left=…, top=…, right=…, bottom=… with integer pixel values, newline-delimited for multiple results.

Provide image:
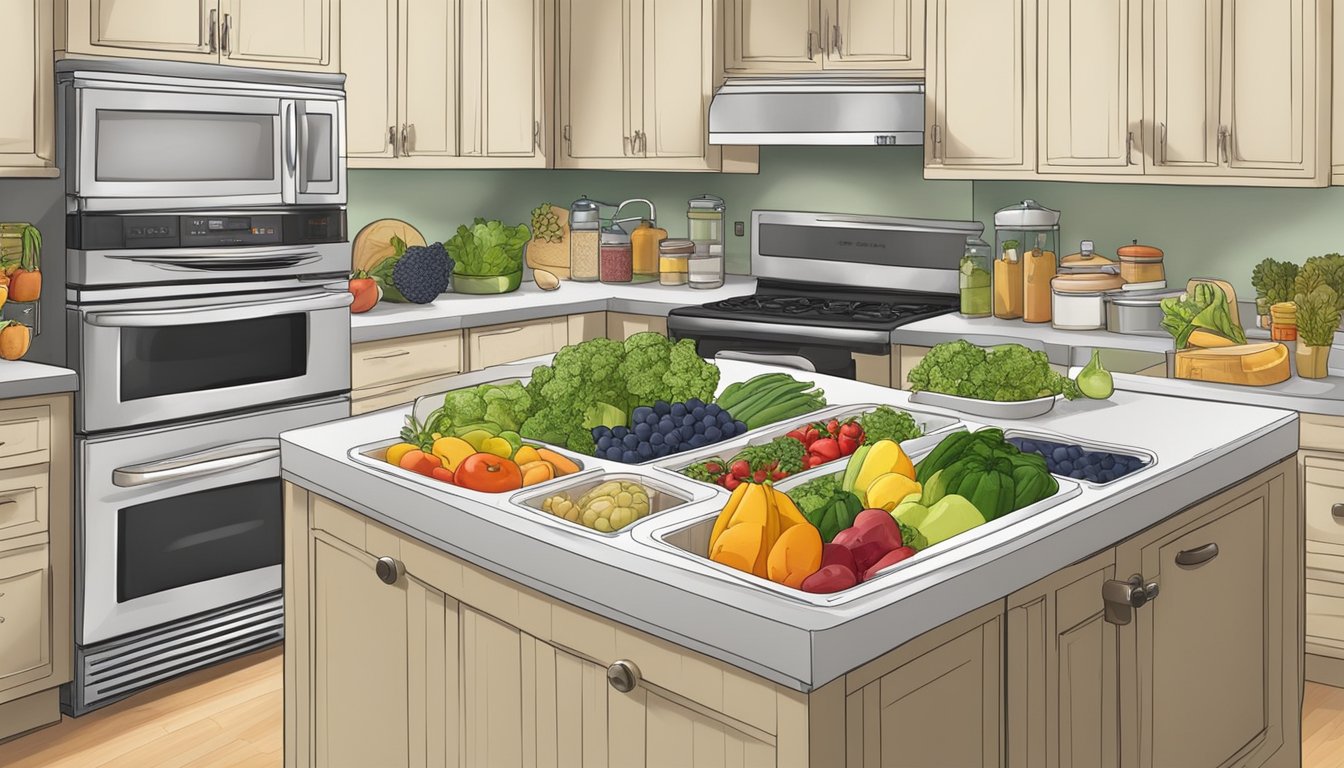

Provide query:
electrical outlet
left=734, top=221, right=744, bottom=237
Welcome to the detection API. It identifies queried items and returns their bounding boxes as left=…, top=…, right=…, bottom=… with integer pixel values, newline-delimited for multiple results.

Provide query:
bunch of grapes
left=593, top=399, right=747, bottom=464
left=529, top=203, right=564, bottom=244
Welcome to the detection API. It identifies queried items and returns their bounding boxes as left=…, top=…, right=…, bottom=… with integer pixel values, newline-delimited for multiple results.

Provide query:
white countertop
left=0, top=360, right=77, bottom=399
left=889, top=313, right=1175, bottom=364
left=280, top=359, right=1296, bottom=690
left=351, top=276, right=757, bottom=343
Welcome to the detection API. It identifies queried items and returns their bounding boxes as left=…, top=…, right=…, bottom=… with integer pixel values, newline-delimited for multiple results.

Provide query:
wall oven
left=58, top=59, right=345, bottom=212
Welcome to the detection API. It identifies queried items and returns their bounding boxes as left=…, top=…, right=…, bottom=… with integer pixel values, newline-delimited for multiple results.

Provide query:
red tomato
left=809, top=438, right=842, bottom=462
left=455, top=453, right=523, bottom=493
left=431, top=466, right=456, bottom=484
left=722, top=474, right=742, bottom=491
left=349, top=276, right=380, bottom=313
left=398, top=449, right=441, bottom=477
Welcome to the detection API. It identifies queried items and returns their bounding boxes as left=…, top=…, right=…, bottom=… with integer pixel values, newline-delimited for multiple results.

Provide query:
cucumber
left=716, top=374, right=796, bottom=410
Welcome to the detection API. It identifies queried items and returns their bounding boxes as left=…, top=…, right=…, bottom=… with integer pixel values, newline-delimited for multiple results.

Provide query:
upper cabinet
left=60, top=0, right=338, bottom=71
left=345, top=0, right=551, bottom=168
left=558, top=0, right=724, bottom=170
left=0, top=0, right=56, bottom=177
left=725, top=0, right=924, bottom=74
left=1333, top=0, right=1344, bottom=183
left=928, top=0, right=1332, bottom=186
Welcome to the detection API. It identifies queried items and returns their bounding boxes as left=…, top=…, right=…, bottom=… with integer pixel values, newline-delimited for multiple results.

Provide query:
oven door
left=73, top=282, right=352, bottom=433
left=77, top=396, right=349, bottom=645
left=69, top=88, right=285, bottom=210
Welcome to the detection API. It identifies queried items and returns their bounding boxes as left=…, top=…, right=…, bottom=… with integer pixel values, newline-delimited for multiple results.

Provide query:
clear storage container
left=994, top=200, right=1060, bottom=323
left=959, top=237, right=992, bottom=317
left=568, top=197, right=602, bottom=282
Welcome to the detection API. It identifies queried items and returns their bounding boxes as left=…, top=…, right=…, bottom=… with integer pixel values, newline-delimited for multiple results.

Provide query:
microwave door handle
left=113, top=439, right=281, bottom=488
left=85, top=290, right=354, bottom=328
left=284, top=102, right=298, bottom=175
left=713, top=351, right=817, bottom=372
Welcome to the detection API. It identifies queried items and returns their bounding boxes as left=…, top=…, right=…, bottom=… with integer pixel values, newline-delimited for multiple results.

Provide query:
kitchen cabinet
left=0, top=0, right=56, bottom=178
left=724, top=0, right=924, bottom=74
left=923, top=0, right=1037, bottom=178
left=345, top=0, right=551, bottom=168
left=1334, top=0, right=1344, bottom=183
left=467, top=317, right=571, bottom=371
left=607, top=312, right=668, bottom=341
left=557, top=0, right=727, bottom=171
left=350, top=330, right=464, bottom=416
left=0, top=395, right=72, bottom=743
left=1037, top=0, right=1143, bottom=175
left=1299, top=420, right=1344, bottom=683
left=60, top=0, right=337, bottom=71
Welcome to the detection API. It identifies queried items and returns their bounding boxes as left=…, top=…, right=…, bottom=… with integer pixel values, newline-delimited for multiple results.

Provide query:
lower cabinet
left=607, top=312, right=668, bottom=341
left=350, top=329, right=464, bottom=415
left=287, top=458, right=1299, bottom=768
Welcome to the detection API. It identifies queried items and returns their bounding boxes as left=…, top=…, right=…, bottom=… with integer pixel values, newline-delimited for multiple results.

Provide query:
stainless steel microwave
left=57, top=59, right=346, bottom=212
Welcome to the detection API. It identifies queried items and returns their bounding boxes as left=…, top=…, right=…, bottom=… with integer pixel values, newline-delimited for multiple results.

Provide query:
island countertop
left=280, top=360, right=1297, bottom=691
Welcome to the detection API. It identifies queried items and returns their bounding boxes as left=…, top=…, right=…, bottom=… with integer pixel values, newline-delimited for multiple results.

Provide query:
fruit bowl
left=452, top=270, right=523, bottom=295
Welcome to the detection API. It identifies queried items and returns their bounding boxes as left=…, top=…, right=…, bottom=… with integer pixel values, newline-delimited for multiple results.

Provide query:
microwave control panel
left=68, top=208, right=347, bottom=249
left=181, top=216, right=282, bottom=246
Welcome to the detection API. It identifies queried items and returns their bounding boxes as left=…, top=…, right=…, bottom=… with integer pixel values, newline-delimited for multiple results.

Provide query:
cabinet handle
left=833, top=23, right=843, bottom=55
left=374, top=556, right=403, bottom=585
left=221, top=13, right=232, bottom=56
left=624, top=136, right=632, bottom=156
left=401, top=125, right=411, bottom=156
left=606, top=660, right=640, bottom=693
left=388, top=125, right=398, bottom=155
left=807, top=31, right=814, bottom=61
left=932, top=123, right=943, bottom=162
left=1218, top=126, right=1229, bottom=164
left=638, top=130, right=648, bottom=156
left=1127, top=131, right=1135, bottom=165
left=208, top=9, right=218, bottom=53
left=563, top=124, right=572, bottom=148
left=1332, top=502, right=1344, bottom=520
left=1175, top=542, right=1219, bottom=567
left=1102, top=574, right=1159, bottom=625
left=1158, top=122, right=1167, bottom=165
left=363, top=349, right=410, bottom=361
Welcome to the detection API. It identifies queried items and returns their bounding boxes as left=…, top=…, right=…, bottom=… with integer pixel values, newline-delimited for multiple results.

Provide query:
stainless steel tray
left=909, top=390, right=1058, bottom=420
left=347, top=436, right=595, bottom=501
left=1001, top=429, right=1156, bottom=488
left=653, top=403, right=964, bottom=485
left=631, top=444, right=1083, bottom=607
left=508, top=470, right=722, bottom=539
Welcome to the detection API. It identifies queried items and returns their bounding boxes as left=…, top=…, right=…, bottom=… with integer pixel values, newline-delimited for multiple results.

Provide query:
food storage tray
left=908, top=391, right=1058, bottom=420
left=651, top=403, right=964, bottom=484
left=508, top=470, right=723, bottom=540
left=629, top=446, right=1083, bottom=608
left=1002, top=429, right=1156, bottom=488
left=407, top=363, right=540, bottom=424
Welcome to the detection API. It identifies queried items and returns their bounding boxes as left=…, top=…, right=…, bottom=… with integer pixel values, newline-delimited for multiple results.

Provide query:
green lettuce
left=1160, top=282, right=1247, bottom=348
left=446, top=218, right=530, bottom=277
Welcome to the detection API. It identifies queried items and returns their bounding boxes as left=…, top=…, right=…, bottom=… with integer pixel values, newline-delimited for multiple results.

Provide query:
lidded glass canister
left=687, top=194, right=725, bottom=249
left=994, top=199, right=1060, bottom=324
left=959, top=237, right=992, bottom=317
left=568, top=196, right=602, bottom=282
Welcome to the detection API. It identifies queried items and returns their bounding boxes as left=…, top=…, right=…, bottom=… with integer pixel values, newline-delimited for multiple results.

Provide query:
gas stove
left=668, top=210, right=982, bottom=380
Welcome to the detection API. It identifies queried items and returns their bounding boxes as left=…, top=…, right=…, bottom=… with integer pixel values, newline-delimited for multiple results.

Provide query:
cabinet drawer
left=1302, top=414, right=1344, bottom=451
left=0, top=544, right=52, bottom=691
left=466, top=318, right=568, bottom=371
left=352, top=331, right=464, bottom=392
left=0, top=405, right=49, bottom=470
left=1305, top=455, right=1344, bottom=564
left=1308, top=576, right=1344, bottom=658
left=0, top=466, right=47, bottom=544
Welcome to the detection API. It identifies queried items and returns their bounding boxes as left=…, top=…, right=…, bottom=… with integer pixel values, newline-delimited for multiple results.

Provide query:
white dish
left=908, top=390, right=1058, bottom=420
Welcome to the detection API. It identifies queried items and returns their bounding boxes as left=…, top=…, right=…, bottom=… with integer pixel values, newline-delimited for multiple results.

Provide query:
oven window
left=120, top=313, right=308, bottom=401
left=303, top=113, right=333, bottom=183
left=117, top=478, right=282, bottom=603
left=95, top=110, right=275, bottom=182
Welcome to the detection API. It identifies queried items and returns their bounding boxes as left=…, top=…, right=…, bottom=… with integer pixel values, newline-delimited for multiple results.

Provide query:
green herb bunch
left=1296, top=284, right=1340, bottom=347
left=1251, top=258, right=1299, bottom=308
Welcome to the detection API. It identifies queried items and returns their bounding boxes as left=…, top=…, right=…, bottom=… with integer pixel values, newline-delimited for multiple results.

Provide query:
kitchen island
left=281, top=361, right=1302, bottom=767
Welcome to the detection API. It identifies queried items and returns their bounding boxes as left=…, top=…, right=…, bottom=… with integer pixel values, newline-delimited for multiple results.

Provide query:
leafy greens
left=1160, top=282, right=1247, bottom=348
left=446, top=218, right=530, bottom=277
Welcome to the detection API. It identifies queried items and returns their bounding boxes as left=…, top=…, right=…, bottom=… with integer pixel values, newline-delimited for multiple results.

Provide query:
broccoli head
left=906, top=340, right=987, bottom=395
left=440, top=388, right=488, bottom=425
left=481, top=382, right=531, bottom=432
left=518, top=339, right=631, bottom=454
left=619, top=332, right=719, bottom=406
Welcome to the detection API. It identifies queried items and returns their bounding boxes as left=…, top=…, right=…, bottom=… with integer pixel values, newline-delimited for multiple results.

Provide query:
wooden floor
left=4, top=649, right=1344, bottom=766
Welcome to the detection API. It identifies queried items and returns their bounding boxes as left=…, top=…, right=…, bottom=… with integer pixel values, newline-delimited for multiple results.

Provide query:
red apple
left=831, top=509, right=904, bottom=573
left=800, top=564, right=859, bottom=594
left=819, top=542, right=857, bottom=577
left=863, top=546, right=917, bottom=582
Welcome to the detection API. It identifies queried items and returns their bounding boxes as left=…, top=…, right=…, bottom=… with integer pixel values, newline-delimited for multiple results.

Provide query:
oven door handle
left=84, top=290, right=353, bottom=328
left=110, top=247, right=324, bottom=270
left=112, top=439, right=281, bottom=488
left=714, top=351, right=817, bottom=372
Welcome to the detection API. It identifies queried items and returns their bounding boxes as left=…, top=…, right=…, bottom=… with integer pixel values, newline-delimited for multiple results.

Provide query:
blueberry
left=734, top=421, right=747, bottom=434
left=622, top=450, right=639, bottom=463
left=678, top=425, right=695, bottom=441
left=606, top=446, right=623, bottom=461
left=1016, top=439, right=1033, bottom=452
left=654, top=401, right=671, bottom=416
left=682, top=414, right=697, bottom=427
left=671, top=403, right=687, bottom=418
left=1057, top=460, right=1073, bottom=474
left=1052, top=447, right=1069, bottom=462
left=649, top=432, right=664, bottom=446
left=706, top=403, right=721, bottom=415
left=596, top=435, right=611, bottom=451
left=659, top=416, right=676, bottom=432
left=1069, top=446, right=1084, bottom=459
left=704, top=426, right=722, bottom=442
left=1099, top=470, right=1115, bottom=482
left=637, top=444, right=654, bottom=460
left=665, top=431, right=681, bottom=448
left=633, top=406, right=653, bottom=423
left=654, top=445, right=671, bottom=458
left=623, top=434, right=640, bottom=449
left=613, top=426, right=629, bottom=439
left=1100, top=455, right=1115, bottom=469
left=692, top=406, right=706, bottom=420
left=634, top=423, right=652, bottom=441
left=1071, top=469, right=1087, bottom=479
left=688, top=435, right=708, bottom=448
left=717, top=411, right=733, bottom=426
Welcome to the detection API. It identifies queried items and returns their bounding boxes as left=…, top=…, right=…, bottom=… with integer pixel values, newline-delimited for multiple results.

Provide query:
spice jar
left=599, top=225, right=633, bottom=283
left=1117, top=241, right=1165, bottom=285
left=568, top=197, right=602, bottom=282
left=659, top=239, right=693, bottom=285
left=960, top=237, right=992, bottom=317
left=1270, top=302, right=1298, bottom=341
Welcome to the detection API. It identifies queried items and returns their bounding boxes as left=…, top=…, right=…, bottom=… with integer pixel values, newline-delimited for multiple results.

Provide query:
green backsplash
left=973, top=180, right=1344, bottom=298
left=349, top=146, right=973, bottom=274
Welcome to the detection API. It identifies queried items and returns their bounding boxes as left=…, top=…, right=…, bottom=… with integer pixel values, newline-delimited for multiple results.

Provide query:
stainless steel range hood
left=708, top=77, right=924, bottom=146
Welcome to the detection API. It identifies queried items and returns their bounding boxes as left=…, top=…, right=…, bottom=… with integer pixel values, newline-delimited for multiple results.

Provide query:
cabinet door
left=1334, top=0, right=1344, bottom=184
left=76, top=0, right=219, bottom=60
left=828, top=0, right=925, bottom=72
left=1221, top=0, right=1325, bottom=180
left=559, top=0, right=637, bottom=163
left=1148, top=0, right=1222, bottom=173
left=724, top=0, right=824, bottom=72
left=846, top=610, right=1003, bottom=767
left=222, top=0, right=331, bottom=68
left=1116, top=475, right=1290, bottom=768
left=1038, top=0, right=1143, bottom=175
left=407, top=578, right=459, bottom=768
left=460, top=0, right=548, bottom=162
left=0, top=0, right=54, bottom=175
left=0, top=544, right=51, bottom=694
left=640, top=0, right=714, bottom=161
left=400, top=0, right=460, bottom=161
left=312, top=537, right=409, bottom=768
left=341, top=0, right=398, bottom=160
left=467, top=318, right=569, bottom=371
left=1007, top=552, right=1119, bottom=768
left=925, top=0, right=1035, bottom=175
left=461, top=606, right=528, bottom=767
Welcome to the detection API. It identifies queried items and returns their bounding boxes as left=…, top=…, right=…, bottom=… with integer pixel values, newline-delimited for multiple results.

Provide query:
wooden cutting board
left=352, top=219, right=426, bottom=274
left=1175, top=342, right=1290, bottom=386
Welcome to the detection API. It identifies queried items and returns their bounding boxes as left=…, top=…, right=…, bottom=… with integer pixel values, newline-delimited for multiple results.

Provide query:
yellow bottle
left=630, top=219, right=667, bottom=282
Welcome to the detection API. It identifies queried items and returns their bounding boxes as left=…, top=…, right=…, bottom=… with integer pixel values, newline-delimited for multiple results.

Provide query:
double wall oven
left=57, top=60, right=351, bottom=714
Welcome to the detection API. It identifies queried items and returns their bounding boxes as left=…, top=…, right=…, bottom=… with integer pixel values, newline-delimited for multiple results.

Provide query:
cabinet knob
left=1102, top=574, right=1159, bottom=625
left=1332, top=503, right=1344, bottom=520
left=374, top=556, right=402, bottom=585
left=606, top=659, right=640, bottom=693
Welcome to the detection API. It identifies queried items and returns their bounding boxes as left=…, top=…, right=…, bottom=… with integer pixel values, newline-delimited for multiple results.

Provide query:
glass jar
left=659, top=239, right=694, bottom=285
left=993, top=239, right=1024, bottom=319
left=599, top=226, right=633, bottom=283
left=1116, top=241, right=1166, bottom=286
left=687, top=194, right=725, bottom=249
left=568, top=197, right=602, bottom=282
left=689, top=243, right=724, bottom=289
left=994, top=200, right=1060, bottom=324
left=615, top=199, right=665, bottom=282
left=959, top=237, right=992, bottom=317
